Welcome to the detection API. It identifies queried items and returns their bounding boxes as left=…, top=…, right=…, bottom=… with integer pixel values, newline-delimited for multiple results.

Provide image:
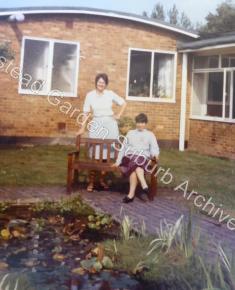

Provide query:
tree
left=200, top=0, right=235, bottom=35
left=167, top=4, right=179, bottom=25
left=151, top=3, right=165, bottom=21
left=142, top=11, right=148, bottom=17
left=180, top=12, right=193, bottom=30
left=144, top=2, right=195, bottom=30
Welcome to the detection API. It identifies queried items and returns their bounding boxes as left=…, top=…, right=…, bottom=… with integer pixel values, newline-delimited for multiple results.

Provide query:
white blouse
left=116, top=129, right=160, bottom=165
left=83, top=89, right=126, bottom=117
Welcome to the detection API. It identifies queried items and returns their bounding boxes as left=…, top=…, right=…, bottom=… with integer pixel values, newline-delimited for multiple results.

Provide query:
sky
left=0, top=0, right=228, bottom=24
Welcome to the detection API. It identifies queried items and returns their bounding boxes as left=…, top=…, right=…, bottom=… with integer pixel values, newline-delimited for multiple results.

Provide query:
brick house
left=0, top=7, right=234, bottom=159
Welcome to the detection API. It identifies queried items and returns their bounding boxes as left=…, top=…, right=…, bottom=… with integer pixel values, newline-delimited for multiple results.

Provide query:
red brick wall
left=188, top=119, right=235, bottom=159
left=0, top=14, right=190, bottom=145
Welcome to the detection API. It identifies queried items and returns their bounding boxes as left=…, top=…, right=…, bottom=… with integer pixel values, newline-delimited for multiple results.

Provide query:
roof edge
left=0, top=7, right=199, bottom=39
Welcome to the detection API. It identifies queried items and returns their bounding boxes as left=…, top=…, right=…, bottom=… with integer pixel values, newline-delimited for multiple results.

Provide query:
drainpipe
left=179, top=52, right=188, bottom=151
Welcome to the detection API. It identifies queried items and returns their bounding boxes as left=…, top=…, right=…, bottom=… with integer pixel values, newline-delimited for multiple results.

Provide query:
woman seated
left=113, top=113, right=159, bottom=203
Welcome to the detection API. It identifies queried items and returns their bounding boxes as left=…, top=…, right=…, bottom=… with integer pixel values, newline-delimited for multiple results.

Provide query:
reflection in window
left=207, top=72, right=223, bottom=117
left=192, top=70, right=235, bottom=120
left=21, top=39, right=49, bottom=92
left=128, top=50, right=175, bottom=100
left=20, top=37, right=79, bottom=96
left=128, top=51, right=151, bottom=98
left=194, top=55, right=219, bottom=69
left=153, top=53, right=174, bottom=99
left=51, top=43, right=78, bottom=94
left=193, top=72, right=223, bottom=117
left=222, top=55, right=235, bottom=68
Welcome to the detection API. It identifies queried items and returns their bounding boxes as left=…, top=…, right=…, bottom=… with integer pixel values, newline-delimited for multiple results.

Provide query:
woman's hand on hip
left=77, top=128, right=85, bottom=136
left=113, top=114, right=121, bottom=120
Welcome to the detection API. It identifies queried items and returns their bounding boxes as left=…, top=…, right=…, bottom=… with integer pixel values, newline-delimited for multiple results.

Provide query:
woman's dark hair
left=95, top=73, right=109, bottom=86
left=135, top=113, right=148, bottom=123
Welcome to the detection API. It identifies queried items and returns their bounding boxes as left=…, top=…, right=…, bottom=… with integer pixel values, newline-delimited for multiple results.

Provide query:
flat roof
left=178, top=32, right=235, bottom=52
left=0, top=6, right=199, bottom=39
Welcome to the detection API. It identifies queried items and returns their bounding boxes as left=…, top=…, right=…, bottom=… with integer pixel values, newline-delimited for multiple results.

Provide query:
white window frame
left=19, top=36, right=80, bottom=97
left=191, top=54, right=235, bottom=124
left=126, top=48, right=177, bottom=103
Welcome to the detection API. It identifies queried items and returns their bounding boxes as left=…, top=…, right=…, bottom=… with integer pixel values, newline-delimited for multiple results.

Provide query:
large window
left=19, top=37, right=80, bottom=97
left=192, top=54, right=235, bottom=122
left=127, top=49, right=176, bottom=102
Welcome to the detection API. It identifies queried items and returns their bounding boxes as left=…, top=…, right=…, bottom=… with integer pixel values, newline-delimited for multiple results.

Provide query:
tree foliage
left=168, top=4, right=179, bottom=26
left=200, top=0, right=235, bottom=35
left=151, top=3, right=165, bottom=21
left=145, top=2, right=194, bottom=30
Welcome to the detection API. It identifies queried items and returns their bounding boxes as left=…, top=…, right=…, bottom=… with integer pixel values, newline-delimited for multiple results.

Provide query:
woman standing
left=78, top=73, right=127, bottom=191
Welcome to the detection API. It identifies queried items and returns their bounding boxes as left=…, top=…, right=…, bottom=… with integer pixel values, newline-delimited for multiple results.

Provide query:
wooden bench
left=67, top=136, right=158, bottom=200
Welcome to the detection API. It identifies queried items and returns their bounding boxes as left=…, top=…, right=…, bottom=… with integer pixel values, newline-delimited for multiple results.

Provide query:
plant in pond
left=121, top=215, right=135, bottom=241
left=0, top=202, right=9, bottom=213
left=31, top=196, right=94, bottom=216
left=0, top=273, right=34, bottom=290
left=87, top=213, right=112, bottom=230
left=103, top=215, right=235, bottom=290
left=217, top=245, right=235, bottom=289
left=80, top=244, right=114, bottom=273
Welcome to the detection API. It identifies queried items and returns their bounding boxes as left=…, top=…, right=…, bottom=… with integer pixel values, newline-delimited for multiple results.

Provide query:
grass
left=159, top=149, right=235, bottom=209
left=0, top=145, right=234, bottom=209
left=0, top=145, right=74, bottom=186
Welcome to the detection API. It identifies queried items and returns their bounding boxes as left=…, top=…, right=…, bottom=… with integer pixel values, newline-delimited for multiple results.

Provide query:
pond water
left=0, top=205, right=141, bottom=290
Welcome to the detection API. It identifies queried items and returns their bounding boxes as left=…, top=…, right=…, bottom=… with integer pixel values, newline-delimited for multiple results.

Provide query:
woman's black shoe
left=122, top=196, right=134, bottom=203
left=138, top=187, right=149, bottom=202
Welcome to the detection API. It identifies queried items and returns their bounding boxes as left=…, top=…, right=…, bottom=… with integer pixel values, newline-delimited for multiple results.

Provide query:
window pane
left=51, top=43, right=78, bottom=94
left=192, top=72, right=224, bottom=118
left=207, top=72, right=223, bottom=117
left=233, top=72, right=235, bottom=119
left=225, top=71, right=231, bottom=118
left=153, top=53, right=174, bottom=99
left=21, top=39, right=49, bottom=92
left=194, top=55, right=219, bottom=69
left=192, top=73, right=208, bottom=116
left=222, top=54, right=235, bottom=68
left=128, top=50, right=152, bottom=97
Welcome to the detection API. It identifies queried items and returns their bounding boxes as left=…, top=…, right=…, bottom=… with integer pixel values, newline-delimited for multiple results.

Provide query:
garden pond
left=0, top=199, right=141, bottom=290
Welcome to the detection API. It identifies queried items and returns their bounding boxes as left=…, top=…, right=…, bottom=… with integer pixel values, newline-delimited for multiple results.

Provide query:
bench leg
left=67, top=154, right=75, bottom=194
left=149, top=173, right=158, bottom=201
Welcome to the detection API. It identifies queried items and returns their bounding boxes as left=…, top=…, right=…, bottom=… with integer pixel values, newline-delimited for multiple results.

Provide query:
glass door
left=225, top=70, right=235, bottom=120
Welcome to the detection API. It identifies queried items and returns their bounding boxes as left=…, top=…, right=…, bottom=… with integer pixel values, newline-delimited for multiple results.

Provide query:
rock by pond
left=0, top=204, right=142, bottom=290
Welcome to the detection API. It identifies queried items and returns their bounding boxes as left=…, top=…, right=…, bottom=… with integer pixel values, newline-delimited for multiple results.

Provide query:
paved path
left=0, top=186, right=234, bottom=259
left=78, top=188, right=235, bottom=259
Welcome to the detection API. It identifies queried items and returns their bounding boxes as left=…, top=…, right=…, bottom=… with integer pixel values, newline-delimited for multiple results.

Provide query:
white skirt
left=89, top=116, right=119, bottom=160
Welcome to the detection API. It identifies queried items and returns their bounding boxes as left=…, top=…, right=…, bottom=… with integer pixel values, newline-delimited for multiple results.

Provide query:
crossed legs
left=127, top=167, right=148, bottom=199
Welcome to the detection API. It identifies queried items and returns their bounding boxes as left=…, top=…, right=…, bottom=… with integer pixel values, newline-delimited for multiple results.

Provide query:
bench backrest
left=76, top=136, right=122, bottom=164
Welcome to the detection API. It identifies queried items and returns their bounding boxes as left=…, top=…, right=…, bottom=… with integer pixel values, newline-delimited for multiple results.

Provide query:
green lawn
left=0, top=146, right=234, bottom=209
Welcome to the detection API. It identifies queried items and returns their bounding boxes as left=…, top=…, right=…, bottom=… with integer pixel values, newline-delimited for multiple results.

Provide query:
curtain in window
left=158, top=55, right=173, bottom=98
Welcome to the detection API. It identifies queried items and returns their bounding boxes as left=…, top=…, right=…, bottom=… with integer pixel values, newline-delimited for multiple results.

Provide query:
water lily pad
left=102, top=256, right=113, bottom=269
left=53, top=254, right=65, bottom=262
left=88, top=215, right=95, bottom=222
left=72, top=267, right=85, bottom=275
left=101, top=217, right=110, bottom=225
left=88, top=223, right=96, bottom=229
left=93, top=261, right=103, bottom=272
left=1, top=228, right=11, bottom=240
left=80, top=257, right=97, bottom=270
